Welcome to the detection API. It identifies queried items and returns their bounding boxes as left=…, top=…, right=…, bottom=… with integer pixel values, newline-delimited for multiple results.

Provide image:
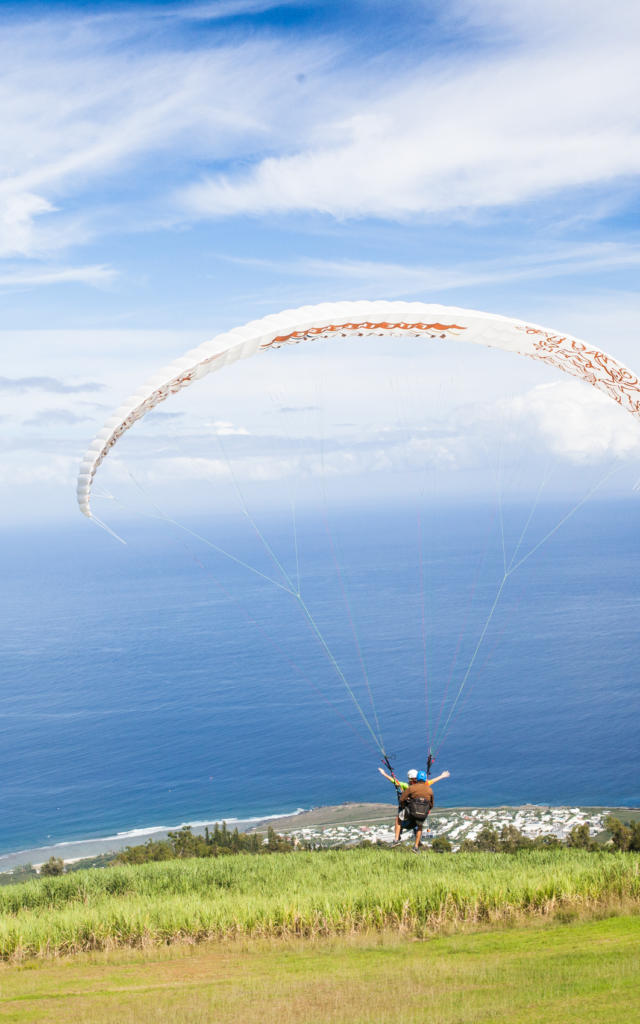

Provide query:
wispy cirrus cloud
left=149, top=0, right=300, bottom=21
left=23, top=409, right=90, bottom=427
left=183, top=0, right=640, bottom=220
left=217, top=242, right=640, bottom=297
left=2, top=0, right=638, bottom=269
left=0, top=5, right=336, bottom=259
left=2, top=1, right=639, bottom=526
left=0, top=376, right=104, bottom=394
left=0, top=264, right=115, bottom=288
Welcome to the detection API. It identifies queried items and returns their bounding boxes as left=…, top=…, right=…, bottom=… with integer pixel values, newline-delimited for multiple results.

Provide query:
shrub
left=431, top=835, right=452, bottom=853
left=40, top=857, right=64, bottom=877
left=566, top=824, right=595, bottom=851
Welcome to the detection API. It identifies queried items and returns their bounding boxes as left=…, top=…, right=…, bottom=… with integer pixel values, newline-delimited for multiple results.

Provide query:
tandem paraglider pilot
left=378, top=765, right=450, bottom=853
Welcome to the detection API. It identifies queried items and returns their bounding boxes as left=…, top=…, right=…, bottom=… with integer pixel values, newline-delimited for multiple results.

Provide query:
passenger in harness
left=382, top=767, right=450, bottom=853
left=378, top=766, right=419, bottom=791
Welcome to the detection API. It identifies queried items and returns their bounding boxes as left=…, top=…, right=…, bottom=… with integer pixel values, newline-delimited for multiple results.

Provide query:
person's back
left=399, top=778, right=434, bottom=819
left=400, top=780, right=433, bottom=813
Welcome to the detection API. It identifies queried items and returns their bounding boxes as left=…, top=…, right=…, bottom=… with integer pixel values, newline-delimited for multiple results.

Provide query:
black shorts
left=398, top=807, right=425, bottom=832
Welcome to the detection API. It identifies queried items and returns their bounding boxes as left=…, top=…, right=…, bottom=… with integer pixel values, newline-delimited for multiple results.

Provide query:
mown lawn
left=1, top=914, right=638, bottom=1023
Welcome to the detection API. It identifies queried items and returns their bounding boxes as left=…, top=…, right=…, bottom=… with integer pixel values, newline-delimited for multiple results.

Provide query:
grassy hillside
left=2, top=915, right=639, bottom=1023
left=1, top=848, right=639, bottom=960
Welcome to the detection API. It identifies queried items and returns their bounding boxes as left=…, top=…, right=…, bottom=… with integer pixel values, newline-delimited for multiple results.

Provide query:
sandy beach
left=0, top=809, right=310, bottom=872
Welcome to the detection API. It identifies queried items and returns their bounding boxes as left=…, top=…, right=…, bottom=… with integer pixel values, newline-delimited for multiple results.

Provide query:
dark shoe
left=412, top=846, right=420, bottom=854
left=391, top=840, right=402, bottom=847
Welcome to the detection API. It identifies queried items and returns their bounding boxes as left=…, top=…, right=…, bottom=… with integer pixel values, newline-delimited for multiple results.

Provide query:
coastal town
left=254, top=804, right=618, bottom=850
left=2, top=803, right=637, bottom=880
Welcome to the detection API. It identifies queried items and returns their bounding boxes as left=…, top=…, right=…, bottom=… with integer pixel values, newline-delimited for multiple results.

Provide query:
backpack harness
left=405, top=794, right=432, bottom=824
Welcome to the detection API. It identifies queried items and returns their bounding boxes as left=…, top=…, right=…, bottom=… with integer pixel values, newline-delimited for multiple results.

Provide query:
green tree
left=605, top=815, right=632, bottom=851
left=0, top=863, right=37, bottom=886
left=115, top=839, right=173, bottom=864
left=533, top=833, right=561, bottom=849
left=475, top=825, right=499, bottom=852
left=116, top=823, right=296, bottom=863
left=169, top=827, right=211, bottom=858
left=499, top=825, right=530, bottom=853
left=431, top=835, right=452, bottom=853
left=566, top=823, right=594, bottom=850
left=40, top=856, right=64, bottom=876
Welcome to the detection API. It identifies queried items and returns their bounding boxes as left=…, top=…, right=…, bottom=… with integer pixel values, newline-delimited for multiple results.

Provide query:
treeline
left=115, top=816, right=640, bottom=863
left=603, top=816, right=640, bottom=851
left=2, top=815, right=638, bottom=883
left=0, top=863, right=38, bottom=886
left=429, top=816, right=640, bottom=853
left=114, top=824, right=301, bottom=864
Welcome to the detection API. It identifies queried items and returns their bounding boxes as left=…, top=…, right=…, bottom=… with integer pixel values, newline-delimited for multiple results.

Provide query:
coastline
left=1, top=802, right=638, bottom=871
left=0, top=808, right=308, bottom=872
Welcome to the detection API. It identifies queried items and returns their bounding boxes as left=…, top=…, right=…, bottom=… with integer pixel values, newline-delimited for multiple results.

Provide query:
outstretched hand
left=378, top=766, right=401, bottom=787
left=441, top=770, right=451, bottom=779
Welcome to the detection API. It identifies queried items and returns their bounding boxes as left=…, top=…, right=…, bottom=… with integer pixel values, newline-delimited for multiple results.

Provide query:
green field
left=1, top=848, right=639, bottom=960
left=1, top=915, right=639, bottom=1023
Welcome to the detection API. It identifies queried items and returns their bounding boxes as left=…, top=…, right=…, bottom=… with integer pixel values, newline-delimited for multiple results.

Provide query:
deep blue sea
left=1, top=498, right=638, bottom=856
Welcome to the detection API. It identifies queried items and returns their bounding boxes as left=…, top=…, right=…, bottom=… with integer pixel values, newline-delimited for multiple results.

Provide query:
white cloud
left=0, top=0, right=637, bottom=267
left=0, top=452, right=77, bottom=486
left=106, top=376, right=640, bottom=504
left=142, top=454, right=296, bottom=483
left=155, top=0, right=297, bottom=20
left=0, top=264, right=115, bottom=288
left=0, top=375, right=104, bottom=394
left=0, top=193, right=54, bottom=257
left=24, top=409, right=89, bottom=427
left=500, top=381, right=640, bottom=463
left=219, top=243, right=640, bottom=297
left=0, top=8, right=336, bottom=257
left=183, top=1, right=640, bottom=219
left=204, top=420, right=250, bottom=436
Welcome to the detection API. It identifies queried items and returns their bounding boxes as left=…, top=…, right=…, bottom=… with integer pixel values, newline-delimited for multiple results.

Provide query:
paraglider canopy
left=77, top=301, right=640, bottom=519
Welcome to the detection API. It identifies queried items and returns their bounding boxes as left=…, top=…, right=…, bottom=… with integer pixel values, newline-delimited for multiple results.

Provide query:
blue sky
left=1, top=0, right=640, bottom=525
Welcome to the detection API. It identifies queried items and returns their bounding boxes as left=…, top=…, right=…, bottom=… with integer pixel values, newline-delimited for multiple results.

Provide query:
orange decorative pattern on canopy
left=521, top=327, right=640, bottom=419
left=263, top=321, right=467, bottom=348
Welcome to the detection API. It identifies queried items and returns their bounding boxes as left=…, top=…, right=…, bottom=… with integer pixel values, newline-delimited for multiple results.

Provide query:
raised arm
left=428, top=770, right=450, bottom=785
left=378, top=767, right=406, bottom=789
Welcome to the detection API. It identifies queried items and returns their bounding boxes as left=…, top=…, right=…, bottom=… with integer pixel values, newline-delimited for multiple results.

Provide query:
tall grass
left=0, top=849, right=638, bottom=960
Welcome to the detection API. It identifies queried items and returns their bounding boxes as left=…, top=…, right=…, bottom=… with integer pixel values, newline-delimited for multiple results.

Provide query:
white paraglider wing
left=77, top=300, right=640, bottom=518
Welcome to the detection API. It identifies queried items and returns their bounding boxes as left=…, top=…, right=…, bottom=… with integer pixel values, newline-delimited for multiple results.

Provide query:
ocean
left=1, top=498, right=638, bottom=859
